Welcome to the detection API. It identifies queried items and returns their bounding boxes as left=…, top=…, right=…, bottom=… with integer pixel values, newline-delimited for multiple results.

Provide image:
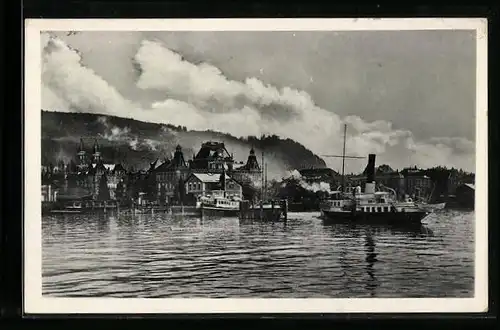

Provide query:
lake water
left=42, top=210, right=474, bottom=298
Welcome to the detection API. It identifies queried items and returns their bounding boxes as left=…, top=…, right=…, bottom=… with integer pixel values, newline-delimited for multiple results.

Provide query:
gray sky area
left=42, top=30, right=477, bottom=171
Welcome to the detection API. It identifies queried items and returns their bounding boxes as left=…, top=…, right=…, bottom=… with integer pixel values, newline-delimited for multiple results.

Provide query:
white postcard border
left=24, top=18, right=488, bottom=314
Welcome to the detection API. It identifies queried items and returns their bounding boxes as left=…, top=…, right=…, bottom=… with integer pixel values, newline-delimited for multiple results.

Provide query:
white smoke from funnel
left=284, top=170, right=332, bottom=194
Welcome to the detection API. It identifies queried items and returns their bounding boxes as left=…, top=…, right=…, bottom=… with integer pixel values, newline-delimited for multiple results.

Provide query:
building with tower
left=68, top=138, right=127, bottom=200
left=76, top=138, right=90, bottom=172
left=231, top=147, right=262, bottom=186
left=188, top=141, right=235, bottom=172
left=154, top=145, right=190, bottom=205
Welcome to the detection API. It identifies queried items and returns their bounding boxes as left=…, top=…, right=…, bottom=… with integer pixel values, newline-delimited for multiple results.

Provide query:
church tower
left=92, top=139, right=102, bottom=164
left=245, top=147, right=261, bottom=171
left=76, top=138, right=88, bottom=172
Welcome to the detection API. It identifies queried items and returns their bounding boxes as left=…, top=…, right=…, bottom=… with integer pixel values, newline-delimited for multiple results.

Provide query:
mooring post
left=283, top=199, right=288, bottom=225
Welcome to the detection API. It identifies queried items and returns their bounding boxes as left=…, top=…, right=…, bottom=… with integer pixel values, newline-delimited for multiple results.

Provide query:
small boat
left=416, top=201, right=446, bottom=212
left=414, top=182, right=446, bottom=212
left=50, top=201, right=84, bottom=214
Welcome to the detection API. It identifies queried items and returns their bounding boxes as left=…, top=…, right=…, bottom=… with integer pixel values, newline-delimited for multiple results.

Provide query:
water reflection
left=364, top=229, right=378, bottom=297
left=325, top=222, right=434, bottom=238
left=97, top=214, right=111, bottom=233
left=42, top=211, right=474, bottom=298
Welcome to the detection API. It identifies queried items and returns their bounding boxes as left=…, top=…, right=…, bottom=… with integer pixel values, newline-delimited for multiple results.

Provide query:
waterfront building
left=154, top=145, right=190, bottom=205
left=76, top=138, right=90, bottom=173
left=103, top=163, right=127, bottom=200
left=51, top=138, right=129, bottom=201
left=188, top=141, right=235, bottom=172
left=83, top=140, right=121, bottom=200
left=231, top=147, right=262, bottom=186
left=401, top=167, right=433, bottom=200
left=184, top=172, right=243, bottom=204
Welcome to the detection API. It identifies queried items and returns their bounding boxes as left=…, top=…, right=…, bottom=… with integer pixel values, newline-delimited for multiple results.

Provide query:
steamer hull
left=321, top=209, right=429, bottom=226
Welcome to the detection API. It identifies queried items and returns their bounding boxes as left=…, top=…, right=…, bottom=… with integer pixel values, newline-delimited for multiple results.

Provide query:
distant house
left=298, top=168, right=339, bottom=184
left=455, top=183, right=475, bottom=209
left=401, top=167, right=433, bottom=200
left=347, top=165, right=406, bottom=198
left=184, top=172, right=242, bottom=201
left=104, top=163, right=127, bottom=200
left=378, top=172, right=405, bottom=197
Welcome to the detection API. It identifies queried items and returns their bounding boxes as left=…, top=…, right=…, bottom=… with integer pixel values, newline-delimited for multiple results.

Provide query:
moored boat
left=199, top=190, right=242, bottom=218
left=416, top=201, right=446, bottom=212
left=320, top=186, right=430, bottom=226
left=319, top=125, right=430, bottom=226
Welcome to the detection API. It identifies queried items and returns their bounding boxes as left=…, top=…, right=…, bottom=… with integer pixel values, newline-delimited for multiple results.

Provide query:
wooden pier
left=169, top=205, right=200, bottom=217
left=47, top=200, right=121, bottom=215
left=239, top=199, right=288, bottom=223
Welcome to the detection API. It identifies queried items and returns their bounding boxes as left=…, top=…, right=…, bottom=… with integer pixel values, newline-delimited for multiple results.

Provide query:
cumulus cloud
left=41, top=32, right=137, bottom=116
left=41, top=34, right=476, bottom=174
left=133, top=39, right=475, bottom=172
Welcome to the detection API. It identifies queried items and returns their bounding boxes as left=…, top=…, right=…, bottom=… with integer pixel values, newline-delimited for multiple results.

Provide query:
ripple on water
left=42, top=210, right=475, bottom=298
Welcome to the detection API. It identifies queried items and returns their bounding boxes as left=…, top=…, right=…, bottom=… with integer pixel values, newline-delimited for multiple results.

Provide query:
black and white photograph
left=24, top=18, right=488, bottom=314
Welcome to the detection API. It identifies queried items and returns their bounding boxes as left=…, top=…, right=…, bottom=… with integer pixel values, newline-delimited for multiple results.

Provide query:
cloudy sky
left=41, top=30, right=477, bottom=172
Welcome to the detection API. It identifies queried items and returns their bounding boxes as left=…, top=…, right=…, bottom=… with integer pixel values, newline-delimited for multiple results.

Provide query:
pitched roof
left=189, top=172, right=233, bottom=183
left=464, top=183, right=475, bottom=190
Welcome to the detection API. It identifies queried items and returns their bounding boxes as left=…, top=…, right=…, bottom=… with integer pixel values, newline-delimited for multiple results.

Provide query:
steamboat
left=198, top=190, right=242, bottom=218
left=320, top=125, right=430, bottom=226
